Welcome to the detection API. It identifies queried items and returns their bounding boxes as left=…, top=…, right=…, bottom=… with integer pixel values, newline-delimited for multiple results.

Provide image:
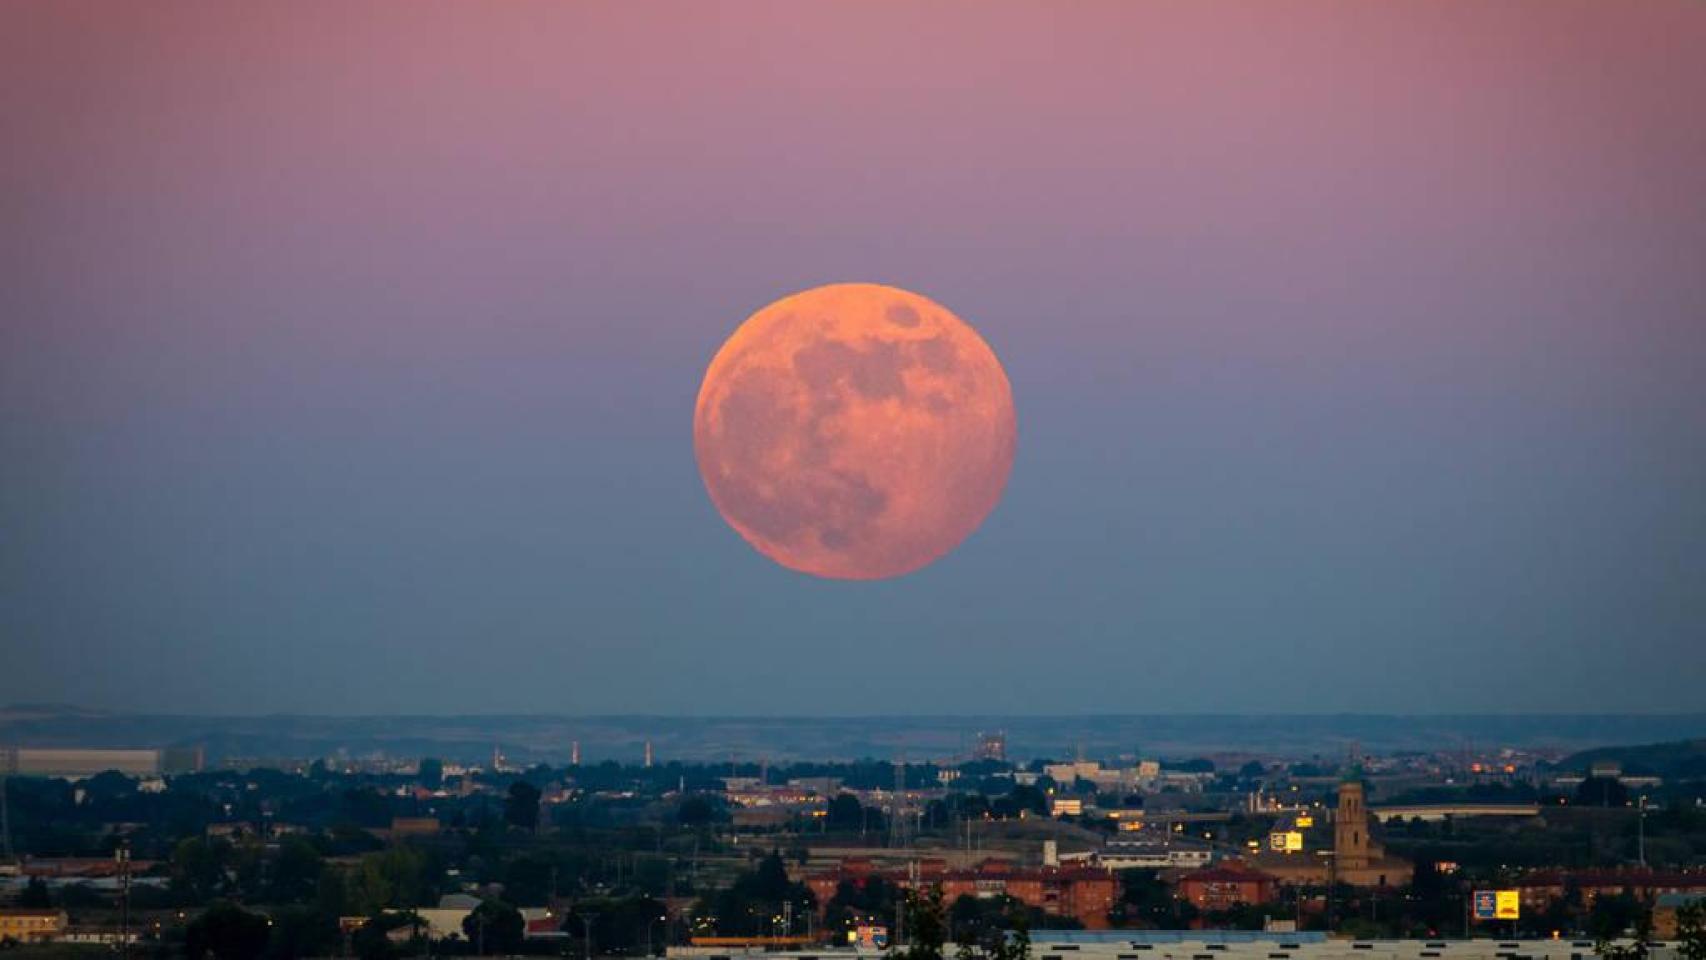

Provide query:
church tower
left=1334, top=779, right=1372, bottom=870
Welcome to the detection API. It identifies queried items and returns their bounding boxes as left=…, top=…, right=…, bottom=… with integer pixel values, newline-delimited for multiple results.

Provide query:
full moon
left=694, top=283, right=1016, bottom=580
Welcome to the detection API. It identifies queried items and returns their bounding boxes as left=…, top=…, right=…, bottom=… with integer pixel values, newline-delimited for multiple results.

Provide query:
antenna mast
left=1, top=747, right=15, bottom=864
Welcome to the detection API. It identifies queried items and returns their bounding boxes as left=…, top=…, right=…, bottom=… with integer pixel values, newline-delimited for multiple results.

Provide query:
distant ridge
left=1558, top=738, right=1706, bottom=778
left=3, top=706, right=1703, bottom=767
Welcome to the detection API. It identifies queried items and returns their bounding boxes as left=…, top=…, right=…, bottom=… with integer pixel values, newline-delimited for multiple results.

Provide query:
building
left=1655, top=893, right=1706, bottom=939
left=1255, top=779, right=1413, bottom=888
left=1043, top=761, right=1150, bottom=794
left=787, top=777, right=843, bottom=796
left=0, top=909, right=69, bottom=943
left=1370, top=803, right=1541, bottom=823
left=389, top=817, right=442, bottom=838
left=1177, top=862, right=1279, bottom=912
left=404, top=894, right=480, bottom=940
left=20, top=857, right=160, bottom=879
left=522, top=907, right=566, bottom=939
left=1516, top=870, right=1706, bottom=911
left=805, top=859, right=1117, bottom=929
left=1050, top=797, right=1084, bottom=817
left=206, top=822, right=258, bottom=840
left=1097, top=838, right=1214, bottom=871
left=1, top=747, right=201, bottom=779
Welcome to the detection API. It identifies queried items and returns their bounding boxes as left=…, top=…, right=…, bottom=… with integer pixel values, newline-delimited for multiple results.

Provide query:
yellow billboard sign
left=1496, top=890, right=1520, bottom=920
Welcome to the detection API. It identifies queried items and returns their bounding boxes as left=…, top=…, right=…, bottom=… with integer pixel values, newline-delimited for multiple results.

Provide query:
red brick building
left=1176, top=862, right=1279, bottom=912
left=806, top=859, right=1118, bottom=929
left=1516, top=870, right=1706, bottom=911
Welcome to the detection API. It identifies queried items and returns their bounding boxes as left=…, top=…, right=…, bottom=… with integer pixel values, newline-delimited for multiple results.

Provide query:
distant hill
left=3, top=706, right=1705, bottom=767
left=1557, top=738, right=1706, bottom=779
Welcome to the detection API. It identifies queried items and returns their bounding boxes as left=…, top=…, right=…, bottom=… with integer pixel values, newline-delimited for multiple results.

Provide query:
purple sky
left=3, top=2, right=1703, bottom=715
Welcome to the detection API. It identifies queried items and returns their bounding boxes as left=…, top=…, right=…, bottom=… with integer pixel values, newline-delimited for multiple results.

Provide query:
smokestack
left=644, top=740, right=654, bottom=769
left=570, top=741, right=581, bottom=766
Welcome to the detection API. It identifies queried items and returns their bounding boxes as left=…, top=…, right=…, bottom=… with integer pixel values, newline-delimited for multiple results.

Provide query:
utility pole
left=117, top=840, right=132, bottom=960
left=895, top=889, right=905, bottom=951
left=580, top=912, right=598, bottom=960
left=1, top=768, right=13, bottom=865
left=1462, top=882, right=1471, bottom=939
left=1638, top=795, right=1648, bottom=867
left=888, top=760, right=907, bottom=850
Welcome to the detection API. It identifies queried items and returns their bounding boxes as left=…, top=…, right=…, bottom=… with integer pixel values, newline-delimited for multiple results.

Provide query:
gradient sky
left=3, top=2, right=1703, bottom=716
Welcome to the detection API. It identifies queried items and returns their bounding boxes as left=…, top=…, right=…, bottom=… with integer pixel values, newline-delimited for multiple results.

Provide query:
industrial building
left=0, top=747, right=203, bottom=779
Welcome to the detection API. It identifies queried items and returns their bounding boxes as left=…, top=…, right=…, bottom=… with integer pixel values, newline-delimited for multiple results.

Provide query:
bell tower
left=1334, top=779, right=1372, bottom=870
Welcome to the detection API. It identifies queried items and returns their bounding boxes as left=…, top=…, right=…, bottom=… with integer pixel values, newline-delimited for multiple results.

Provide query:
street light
left=646, top=914, right=668, bottom=957
left=580, top=912, right=598, bottom=960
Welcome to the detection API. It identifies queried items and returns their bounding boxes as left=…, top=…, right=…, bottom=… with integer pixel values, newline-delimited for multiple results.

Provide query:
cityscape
left=2, top=717, right=1705, bottom=958
left=4, top=3, right=1704, bottom=960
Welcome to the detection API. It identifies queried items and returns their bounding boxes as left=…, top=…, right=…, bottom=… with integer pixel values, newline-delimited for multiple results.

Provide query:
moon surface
left=694, top=283, right=1016, bottom=580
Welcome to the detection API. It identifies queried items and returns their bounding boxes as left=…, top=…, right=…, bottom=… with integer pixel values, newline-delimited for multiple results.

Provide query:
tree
left=899, top=887, right=948, bottom=960
left=744, top=851, right=794, bottom=901
left=18, top=876, right=52, bottom=908
left=346, top=846, right=432, bottom=915
left=265, top=906, right=339, bottom=960
left=351, top=912, right=412, bottom=960
left=950, top=895, right=1033, bottom=960
left=690, top=852, right=817, bottom=937
left=1675, top=902, right=1706, bottom=960
left=1575, top=777, right=1630, bottom=809
left=1109, top=869, right=1197, bottom=929
left=568, top=896, right=670, bottom=955
left=505, top=780, right=542, bottom=832
left=463, top=899, right=525, bottom=956
left=418, top=758, right=444, bottom=790
left=173, top=837, right=231, bottom=902
left=1594, top=900, right=1653, bottom=960
left=678, top=794, right=720, bottom=827
left=827, top=876, right=902, bottom=943
left=1590, top=892, right=1646, bottom=942
left=996, top=901, right=1032, bottom=960
left=268, top=837, right=324, bottom=903
left=992, top=786, right=1047, bottom=819
left=827, top=793, right=869, bottom=831
left=186, top=902, right=272, bottom=960
left=339, top=788, right=394, bottom=829
left=57, top=883, right=108, bottom=909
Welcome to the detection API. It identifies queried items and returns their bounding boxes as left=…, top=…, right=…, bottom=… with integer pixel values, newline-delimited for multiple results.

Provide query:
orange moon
left=694, top=283, right=1016, bottom=580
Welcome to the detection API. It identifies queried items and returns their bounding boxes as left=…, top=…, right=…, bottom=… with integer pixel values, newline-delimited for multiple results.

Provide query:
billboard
left=1268, top=831, right=1304, bottom=852
left=854, top=925, right=890, bottom=950
left=1474, top=890, right=1520, bottom=920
